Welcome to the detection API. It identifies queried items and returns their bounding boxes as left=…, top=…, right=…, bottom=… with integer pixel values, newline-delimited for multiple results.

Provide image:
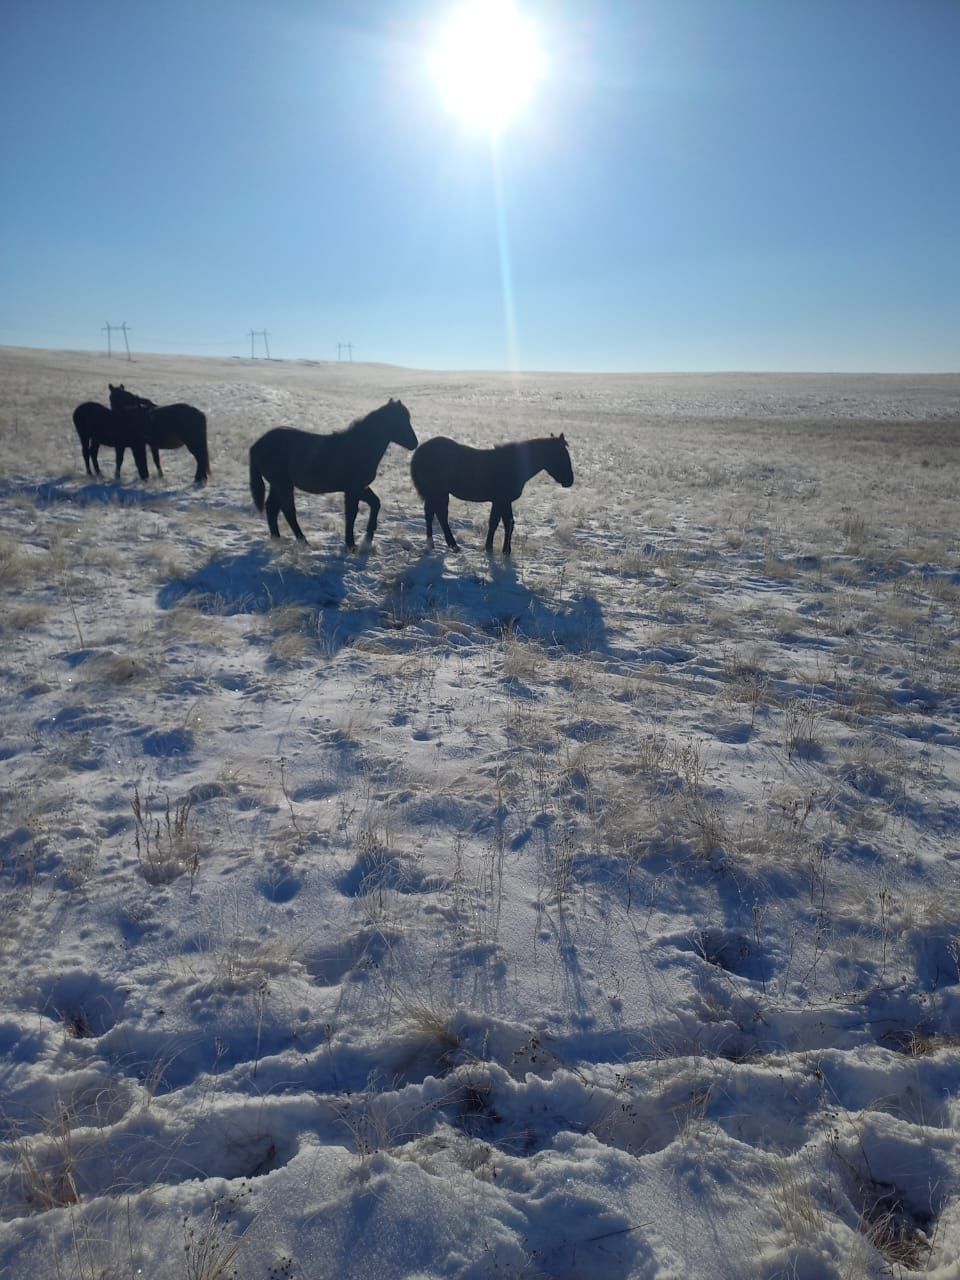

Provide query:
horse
left=248, top=398, right=418, bottom=547
left=108, top=384, right=210, bottom=485
left=410, top=433, right=574, bottom=555
left=72, top=401, right=150, bottom=480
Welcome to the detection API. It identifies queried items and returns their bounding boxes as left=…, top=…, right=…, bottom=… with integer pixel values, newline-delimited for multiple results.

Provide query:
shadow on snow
left=156, top=546, right=610, bottom=659
left=390, top=553, right=611, bottom=653
left=157, top=544, right=347, bottom=617
left=1, top=476, right=163, bottom=507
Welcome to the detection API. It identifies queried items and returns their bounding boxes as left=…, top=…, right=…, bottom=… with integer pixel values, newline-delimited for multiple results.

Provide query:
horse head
left=546, top=433, right=574, bottom=488
left=109, top=383, right=156, bottom=413
left=385, top=398, right=418, bottom=450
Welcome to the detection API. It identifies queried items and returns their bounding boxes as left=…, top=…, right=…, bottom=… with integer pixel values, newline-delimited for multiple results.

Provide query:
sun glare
left=428, top=0, right=545, bottom=136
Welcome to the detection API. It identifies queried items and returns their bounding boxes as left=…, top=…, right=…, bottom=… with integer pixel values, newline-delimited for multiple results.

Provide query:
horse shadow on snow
left=1, top=475, right=162, bottom=508
left=158, top=543, right=347, bottom=618
left=389, top=553, right=610, bottom=654
left=156, top=547, right=609, bottom=659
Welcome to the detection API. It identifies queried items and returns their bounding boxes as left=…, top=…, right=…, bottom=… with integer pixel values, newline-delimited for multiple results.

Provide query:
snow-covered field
left=1, top=345, right=959, bottom=1279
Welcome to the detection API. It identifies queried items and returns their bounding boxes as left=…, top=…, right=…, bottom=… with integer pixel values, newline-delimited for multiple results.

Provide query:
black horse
left=249, top=399, right=418, bottom=547
left=108, top=384, right=210, bottom=485
left=410, top=433, right=574, bottom=555
left=72, top=402, right=150, bottom=480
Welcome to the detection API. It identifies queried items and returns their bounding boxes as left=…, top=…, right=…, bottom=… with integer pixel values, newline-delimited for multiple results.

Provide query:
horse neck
left=357, top=407, right=399, bottom=460
left=512, top=438, right=552, bottom=485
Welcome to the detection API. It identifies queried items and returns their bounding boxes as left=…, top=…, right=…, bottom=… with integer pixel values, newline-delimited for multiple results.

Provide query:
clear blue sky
left=1, top=0, right=957, bottom=372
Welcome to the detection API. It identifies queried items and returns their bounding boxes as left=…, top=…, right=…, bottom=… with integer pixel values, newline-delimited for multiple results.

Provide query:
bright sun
left=428, top=0, right=545, bottom=136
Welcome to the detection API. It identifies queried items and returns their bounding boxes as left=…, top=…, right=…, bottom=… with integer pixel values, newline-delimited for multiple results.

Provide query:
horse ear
left=559, top=433, right=567, bottom=444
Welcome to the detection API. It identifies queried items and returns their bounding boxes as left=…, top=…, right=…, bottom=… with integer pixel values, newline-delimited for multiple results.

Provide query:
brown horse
left=249, top=399, right=417, bottom=547
left=410, top=433, right=573, bottom=554
left=108, top=384, right=210, bottom=484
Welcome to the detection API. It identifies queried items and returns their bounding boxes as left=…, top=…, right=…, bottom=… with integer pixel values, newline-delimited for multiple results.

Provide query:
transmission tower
left=103, top=321, right=132, bottom=360
left=248, top=329, right=271, bottom=358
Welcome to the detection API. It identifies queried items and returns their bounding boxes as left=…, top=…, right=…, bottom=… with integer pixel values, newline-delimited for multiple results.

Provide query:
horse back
left=73, top=401, right=139, bottom=447
left=143, top=403, right=206, bottom=449
left=412, top=436, right=518, bottom=503
left=251, top=425, right=380, bottom=494
left=73, top=401, right=109, bottom=434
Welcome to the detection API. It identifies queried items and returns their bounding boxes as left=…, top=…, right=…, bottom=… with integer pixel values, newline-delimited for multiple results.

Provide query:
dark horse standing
left=249, top=399, right=417, bottom=547
left=410, top=433, right=574, bottom=554
left=72, top=402, right=150, bottom=480
left=108, top=384, right=210, bottom=485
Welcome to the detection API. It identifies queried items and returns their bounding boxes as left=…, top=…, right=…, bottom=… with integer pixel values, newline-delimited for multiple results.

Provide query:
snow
left=1, top=345, right=959, bottom=1278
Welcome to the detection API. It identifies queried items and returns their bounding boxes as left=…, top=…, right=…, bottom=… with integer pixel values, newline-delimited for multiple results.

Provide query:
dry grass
left=132, top=787, right=201, bottom=886
left=501, top=636, right=546, bottom=682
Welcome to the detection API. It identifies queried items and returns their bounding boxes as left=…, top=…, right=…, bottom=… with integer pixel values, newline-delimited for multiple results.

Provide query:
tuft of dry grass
left=781, top=695, right=826, bottom=760
left=502, top=636, right=545, bottom=682
left=132, top=787, right=201, bottom=886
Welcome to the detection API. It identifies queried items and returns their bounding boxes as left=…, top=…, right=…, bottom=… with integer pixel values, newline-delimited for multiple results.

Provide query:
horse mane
left=343, top=398, right=404, bottom=436
left=492, top=433, right=567, bottom=456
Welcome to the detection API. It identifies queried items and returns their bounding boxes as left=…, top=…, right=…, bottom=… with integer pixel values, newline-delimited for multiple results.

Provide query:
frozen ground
left=1, top=346, right=959, bottom=1278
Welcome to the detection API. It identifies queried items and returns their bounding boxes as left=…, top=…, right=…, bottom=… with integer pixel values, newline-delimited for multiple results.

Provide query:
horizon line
left=1, top=343, right=957, bottom=380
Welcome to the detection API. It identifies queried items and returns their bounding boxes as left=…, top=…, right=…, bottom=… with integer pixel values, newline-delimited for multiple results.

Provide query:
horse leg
left=81, top=438, right=94, bottom=476
left=151, top=444, right=163, bottom=477
left=281, top=489, right=308, bottom=541
left=114, top=445, right=124, bottom=477
left=501, top=503, right=516, bottom=555
left=485, top=503, right=503, bottom=553
left=190, top=451, right=205, bottom=484
left=360, top=487, right=380, bottom=542
left=436, top=496, right=459, bottom=550
left=132, top=441, right=150, bottom=481
left=344, top=492, right=360, bottom=548
left=265, top=487, right=284, bottom=537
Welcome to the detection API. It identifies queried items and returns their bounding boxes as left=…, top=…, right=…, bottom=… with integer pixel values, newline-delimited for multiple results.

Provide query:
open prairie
left=1, top=346, right=959, bottom=1278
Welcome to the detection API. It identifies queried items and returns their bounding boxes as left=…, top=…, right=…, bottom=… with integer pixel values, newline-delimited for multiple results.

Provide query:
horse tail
left=249, top=443, right=266, bottom=512
left=195, top=410, right=211, bottom=482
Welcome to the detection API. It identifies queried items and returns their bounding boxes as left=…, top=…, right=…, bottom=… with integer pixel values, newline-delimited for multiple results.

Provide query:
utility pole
left=337, top=342, right=353, bottom=361
left=103, top=322, right=133, bottom=360
left=248, top=329, right=271, bottom=358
